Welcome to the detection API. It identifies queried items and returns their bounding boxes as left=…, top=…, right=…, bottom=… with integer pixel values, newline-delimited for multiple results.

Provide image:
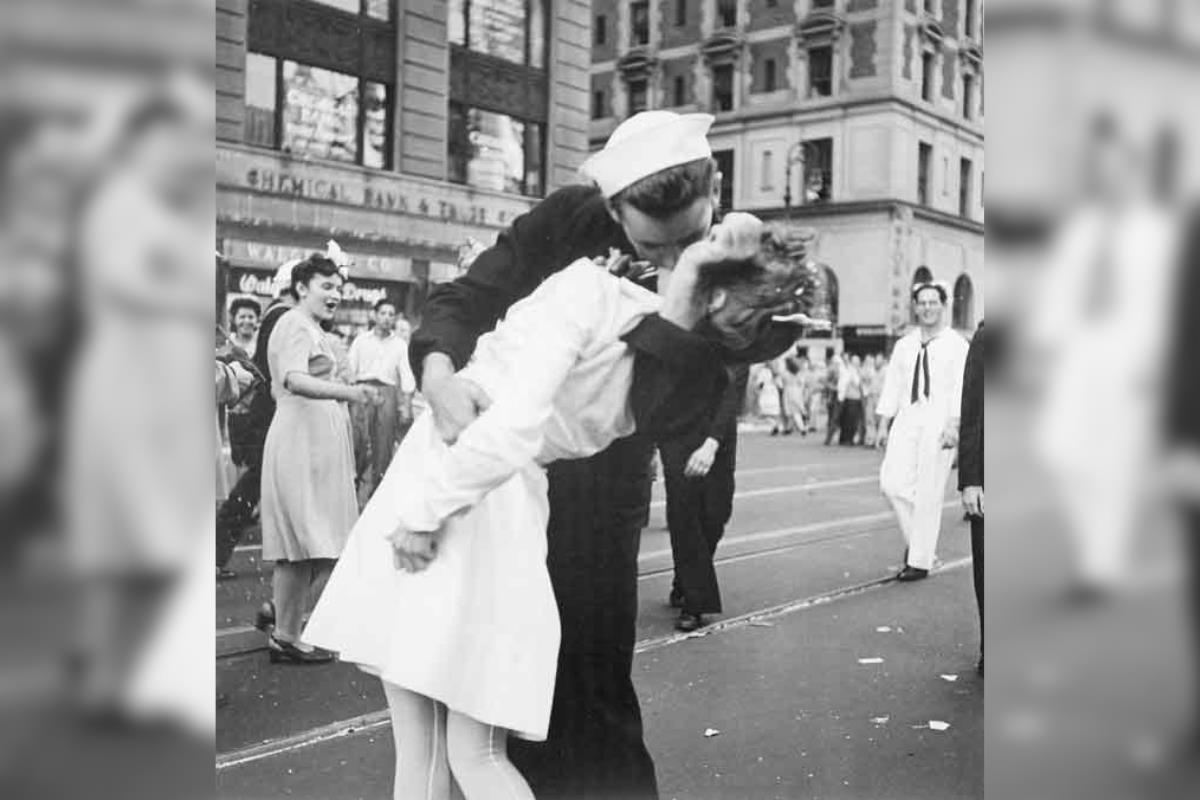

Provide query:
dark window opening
left=631, top=2, right=650, bottom=45
left=959, top=157, right=972, bottom=217
left=712, top=64, right=734, bottom=111
left=921, top=52, right=935, bottom=101
left=717, top=0, right=737, bottom=28
left=676, top=0, right=687, bottom=27
left=592, top=89, right=607, bottom=119
left=673, top=75, right=687, bottom=106
left=802, top=138, right=833, bottom=204
left=628, top=78, right=648, bottom=114
left=764, top=58, right=778, bottom=92
left=808, top=46, right=832, bottom=98
left=595, top=15, right=606, bottom=46
left=918, top=142, right=932, bottom=205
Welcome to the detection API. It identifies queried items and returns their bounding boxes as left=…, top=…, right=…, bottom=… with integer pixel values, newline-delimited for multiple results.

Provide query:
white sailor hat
left=580, top=111, right=715, bottom=199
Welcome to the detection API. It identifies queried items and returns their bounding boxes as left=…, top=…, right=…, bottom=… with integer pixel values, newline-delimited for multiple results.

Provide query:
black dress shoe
left=267, top=636, right=335, bottom=665
left=668, top=588, right=686, bottom=609
left=675, top=612, right=706, bottom=632
left=254, top=600, right=276, bottom=633
left=895, top=566, right=929, bottom=582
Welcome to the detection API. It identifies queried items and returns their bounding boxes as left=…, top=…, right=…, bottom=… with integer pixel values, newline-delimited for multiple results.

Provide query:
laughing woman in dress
left=303, top=215, right=818, bottom=799
left=258, top=254, right=379, bottom=664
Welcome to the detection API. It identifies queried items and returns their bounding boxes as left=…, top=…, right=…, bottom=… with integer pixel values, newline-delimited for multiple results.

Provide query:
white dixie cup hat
left=580, top=110, right=715, bottom=199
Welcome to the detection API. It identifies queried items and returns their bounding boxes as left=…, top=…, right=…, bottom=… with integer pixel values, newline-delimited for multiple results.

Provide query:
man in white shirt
left=875, top=283, right=970, bottom=581
left=348, top=298, right=416, bottom=499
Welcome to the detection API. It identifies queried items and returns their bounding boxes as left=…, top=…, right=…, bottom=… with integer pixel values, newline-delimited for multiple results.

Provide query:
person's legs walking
left=382, top=681, right=452, bottom=800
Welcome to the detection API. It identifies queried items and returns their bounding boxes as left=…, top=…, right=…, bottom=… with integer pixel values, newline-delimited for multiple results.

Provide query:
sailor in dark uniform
left=409, top=110, right=806, bottom=799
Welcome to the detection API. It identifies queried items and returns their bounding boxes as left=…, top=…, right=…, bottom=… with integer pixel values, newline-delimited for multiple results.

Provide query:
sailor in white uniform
left=876, top=282, right=970, bottom=580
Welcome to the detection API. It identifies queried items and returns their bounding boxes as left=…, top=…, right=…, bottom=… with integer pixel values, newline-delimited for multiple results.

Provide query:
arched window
left=811, top=263, right=839, bottom=328
left=952, top=274, right=975, bottom=331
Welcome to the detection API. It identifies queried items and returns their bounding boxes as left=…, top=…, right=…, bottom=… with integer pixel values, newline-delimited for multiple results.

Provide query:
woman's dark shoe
left=675, top=612, right=706, bottom=632
left=896, top=565, right=929, bottom=582
left=267, top=636, right=335, bottom=665
left=668, top=588, right=686, bottom=609
left=254, top=601, right=276, bottom=634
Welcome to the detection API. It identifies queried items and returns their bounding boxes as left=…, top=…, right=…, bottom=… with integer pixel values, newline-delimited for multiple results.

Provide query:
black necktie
left=911, top=340, right=932, bottom=403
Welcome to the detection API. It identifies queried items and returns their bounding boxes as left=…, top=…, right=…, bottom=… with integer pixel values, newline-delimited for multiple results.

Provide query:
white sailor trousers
left=880, top=401, right=955, bottom=571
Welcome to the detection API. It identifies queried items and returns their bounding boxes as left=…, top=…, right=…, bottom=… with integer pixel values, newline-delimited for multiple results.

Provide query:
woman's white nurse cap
left=580, top=111, right=715, bottom=199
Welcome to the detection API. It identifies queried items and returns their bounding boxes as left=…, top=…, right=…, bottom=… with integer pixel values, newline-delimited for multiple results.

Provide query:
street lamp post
left=783, top=141, right=805, bottom=209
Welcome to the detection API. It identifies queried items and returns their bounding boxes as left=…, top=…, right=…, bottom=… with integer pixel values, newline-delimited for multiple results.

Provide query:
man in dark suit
left=660, top=364, right=750, bottom=632
left=959, top=320, right=984, bottom=675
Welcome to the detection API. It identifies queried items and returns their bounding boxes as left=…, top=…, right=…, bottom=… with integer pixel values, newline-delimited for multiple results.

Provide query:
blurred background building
left=216, top=0, right=591, bottom=335
left=590, top=0, right=985, bottom=355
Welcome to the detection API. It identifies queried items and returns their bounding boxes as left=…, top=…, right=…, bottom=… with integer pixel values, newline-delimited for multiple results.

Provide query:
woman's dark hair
left=693, top=226, right=821, bottom=363
left=611, top=157, right=717, bottom=217
left=695, top=226, right=814, bottom=300
left=290, top=254, right=342, bottom=299
left=229, top=298, right=261, bottom=319
left=374, top=297, right=397, bottom=313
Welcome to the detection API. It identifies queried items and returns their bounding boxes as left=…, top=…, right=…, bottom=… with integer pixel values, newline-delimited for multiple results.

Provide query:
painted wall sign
left=223, top=238, right=415, bottom=283
left=218, top=145, right=535, bottom=231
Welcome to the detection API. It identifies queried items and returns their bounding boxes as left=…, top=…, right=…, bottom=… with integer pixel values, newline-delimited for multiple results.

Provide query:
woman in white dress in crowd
left=303, top=214, right=820, bottom=799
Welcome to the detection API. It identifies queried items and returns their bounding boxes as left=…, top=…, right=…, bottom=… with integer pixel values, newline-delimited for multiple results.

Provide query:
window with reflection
left=283, top=61, right=360, bottom=164
left=447, top=103, right=544, bottom=196
left=245, top=55, right=393, bottom=169
left=448, top=0, right=549, bottom=67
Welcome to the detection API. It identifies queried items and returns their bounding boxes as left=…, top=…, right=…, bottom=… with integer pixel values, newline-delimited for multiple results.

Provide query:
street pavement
left=216, top=429, right=982, bottom=799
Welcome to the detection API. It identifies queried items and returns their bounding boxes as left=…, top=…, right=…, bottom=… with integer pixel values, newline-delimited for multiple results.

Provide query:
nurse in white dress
left=303, top=218, right=817, bottom=800
left=876, top=283, right=970, bottom=578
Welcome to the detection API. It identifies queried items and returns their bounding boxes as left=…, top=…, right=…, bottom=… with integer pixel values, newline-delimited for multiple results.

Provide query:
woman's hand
left=390, top=528, right=440, bottom=572
left=350, top=384, right=382, bottom=406
left=660, top=213, right=766, bottom=330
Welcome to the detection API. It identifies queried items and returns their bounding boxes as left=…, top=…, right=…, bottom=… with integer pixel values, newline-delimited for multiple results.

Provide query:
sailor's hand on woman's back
left=422, top=352, right=493, bottom=443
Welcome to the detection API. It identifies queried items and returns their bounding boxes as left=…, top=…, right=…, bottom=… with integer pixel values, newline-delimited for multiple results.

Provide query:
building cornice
left=753, top=199, right=985, bottom=236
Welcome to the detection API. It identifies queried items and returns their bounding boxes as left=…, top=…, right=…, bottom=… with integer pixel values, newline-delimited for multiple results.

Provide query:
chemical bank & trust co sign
left=218, top=146, right=535, bottom=231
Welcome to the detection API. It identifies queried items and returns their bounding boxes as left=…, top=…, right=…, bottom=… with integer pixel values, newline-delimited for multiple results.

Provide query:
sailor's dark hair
left=911, top=282, right=948, bottom=304
left=611, top=157, right=718, bottom=217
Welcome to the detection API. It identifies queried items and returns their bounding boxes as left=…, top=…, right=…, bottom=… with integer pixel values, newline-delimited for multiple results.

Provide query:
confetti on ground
left=749, top=621, right=776, bottom=628
left=870, top=716, right=890, bottom=725
left=875, top=626, right=892, bottom=632
left=940, top=674, right=959, bottom=682
left=704, top=728, right=721, bottom=738
left=929, top=720, right=951, bottom=731
left=858, top=657, right=884, bottom=664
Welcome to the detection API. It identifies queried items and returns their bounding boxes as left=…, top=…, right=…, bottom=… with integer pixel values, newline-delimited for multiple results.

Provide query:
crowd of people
left=750, top=350, right=889, bottom=446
